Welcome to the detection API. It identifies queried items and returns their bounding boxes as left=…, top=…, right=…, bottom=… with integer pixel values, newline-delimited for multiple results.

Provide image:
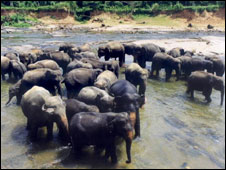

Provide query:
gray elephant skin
left=125, top=63, right=148, bottom=98
left=205, top=56, right=225, bottom=77
left=17, top=68, right=63, bottom=105
left=65, top=98, right=99, bottom=123
left=69, top=111, right=133, bottom=164
left=77, top=86, right=114, bottom=112
left=98, top=41, right=125, bottom=67
left=186, top=71, right=224, bottom=105
left=150, top=52, right=181, bottom=81
left=94, top=70, right=118, bottom=91
left=109, top=80, right=144, bottom=138
left=28, top=59, right=61, bottom=71
left=63, top=68, right=102, bottom=98
left=9, top=60, right=27, bottom=80
left=21, top=86, right=69, bottom=140
left=1, top=56, right=11, bottom=80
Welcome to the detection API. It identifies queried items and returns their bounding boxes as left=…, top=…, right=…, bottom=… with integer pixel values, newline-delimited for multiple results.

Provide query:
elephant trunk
left=125, top=134, right=132, bottom=164
left=220, top=88, right=224, bottom=106
left=58, top=115, right=70, bottom=141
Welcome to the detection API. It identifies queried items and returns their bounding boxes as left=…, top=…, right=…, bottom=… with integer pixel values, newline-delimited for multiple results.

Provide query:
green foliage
left=1, top=1, right=224, bottom=23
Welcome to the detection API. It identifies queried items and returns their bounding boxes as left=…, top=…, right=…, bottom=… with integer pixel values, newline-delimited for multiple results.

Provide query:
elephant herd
left=1, top=40, right=225, bottom=164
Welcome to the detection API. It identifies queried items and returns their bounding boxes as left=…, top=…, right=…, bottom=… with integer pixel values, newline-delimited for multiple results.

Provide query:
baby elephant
left=186, top=71, right=224, bottom=105
left=69, top=112, right=133, bottom=164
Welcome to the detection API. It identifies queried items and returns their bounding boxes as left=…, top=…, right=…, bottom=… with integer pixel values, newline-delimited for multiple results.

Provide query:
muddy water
left=1, top=29, right=225, bottom=169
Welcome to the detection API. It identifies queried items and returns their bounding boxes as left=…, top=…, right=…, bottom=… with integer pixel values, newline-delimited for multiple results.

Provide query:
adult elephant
left=167, top=47, right=185, bottom=58
left=63, top=68, right=102, bottom=98
left=69, top=112, right=133, bottom=164
left=136, top=43, right=166, bottom=68
left=21, top=86, right=69, bottom=140
left=1, top=56, right=11, bottom=80
left=78, top=43, right=92, bottom=52
left=178, top=56, right=214, bottom=79
left=19, top=52, right=38, bottom=67
left=125, top=63, right=148, bottom=98
left=4, top=52, right=19, bottom=61
left=17, top=68, right=63, bottom=105
left=98, top=41, right=125, bottom=67
left=65, top=99, right=99, bottom=123
left=71, top=51, right=98, bottom=61
left=205, top=56, right=225, bottom=77
left=186, top=71, right=224, bottom=106
left=94, top=70, right=118, bottom=92
left=39, top=51, right=70, bottom=74
left=59, top=43, right=76, bottom=53
left=77, top=86, right=114, bottom=112
left=80, top=58, right=107, bottom=70
left=66, top=59, right=93, bottom=73
left=109, top=80, right=144, bottom=138
left=150, top=52, right=181, bottom=81
left=27, top=59, right=61, bottom=72
left=106, top=60, right=120, bottom=78
left=9, top=60, right=27, bottom=80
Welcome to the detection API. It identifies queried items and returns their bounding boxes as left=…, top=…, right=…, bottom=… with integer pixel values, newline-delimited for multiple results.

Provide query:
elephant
left=70, top=51, right=98, bottom=61
left=205, top=56, right=225, bottom=77
left=69, top=111, right=133, bottom=164
left=150, top=52, right=181, bottom=81
left=167, top=47, right=185, bottom=58
left=65, top=98, right=99, bottom=123
left=38, top=51, right=70, bottom=74
left=105, top=60, right=120, bottom=78
left=27, top=59, right=61, bottom=72
left=98, top=41, right=125, bottom=67
left=59, top=43, right=76, bottom=53
left=9, top=60, right=27, bottom=80
left=125, top=63, right=148, bottom=98
left=94, top=70, right=118, bottom=92
left=186, top=71, right=224, bottom=106
left=1, top=56, right=11, bottom=80
left=21, top=86, right=69, bottom=140
left=66, top=59, right=93, bottom=73
left=4, top=52, right=19, bottom=61
left=178, top=56, right=214, bottom=79
left=77, top=86, right=114, bottom=112
left=63, top=68, right=102, bottom=98
left=17, top=68, right=63, bottom=105
left=109, top=80, right=144, bottom=138
left=132, top=43, right=166, bottom=68
left=19, top=52, right=38, bottom=67
left=123, top=43, right=143, bottom=63
left=80, top=58, right=107, bottom=70
left=77, top=43, right=92, bottom=53
left=6, top=80, right=22, bottom=105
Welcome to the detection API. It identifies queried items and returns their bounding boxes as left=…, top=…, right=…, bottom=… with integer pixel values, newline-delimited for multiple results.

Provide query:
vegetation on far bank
left=1, top=1, right=225, bottom=27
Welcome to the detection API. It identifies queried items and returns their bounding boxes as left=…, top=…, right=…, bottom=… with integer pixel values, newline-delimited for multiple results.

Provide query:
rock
left=188, top=23, right=193, bottom=27
left=207, top=24, right=214, bottom=29
left=101, top=24, right=105, bottom=27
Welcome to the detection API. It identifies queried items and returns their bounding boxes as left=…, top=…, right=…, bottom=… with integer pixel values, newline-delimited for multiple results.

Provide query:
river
left=1, top=28, right=225, bottom=169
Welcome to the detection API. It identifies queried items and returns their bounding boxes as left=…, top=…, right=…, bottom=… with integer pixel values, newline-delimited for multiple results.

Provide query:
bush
left=151, top=3, right=160, bottom=12
left=174, top=2, right=184, bottom=11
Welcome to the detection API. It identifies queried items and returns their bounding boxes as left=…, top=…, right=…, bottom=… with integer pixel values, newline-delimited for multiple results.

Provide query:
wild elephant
left=21, top=86, right=69, bottom=140
left=186, top=71, right=224, bottom=106
left=98, top=41, right=125, bottom=67
left=69, top=112, right=133, bottom=164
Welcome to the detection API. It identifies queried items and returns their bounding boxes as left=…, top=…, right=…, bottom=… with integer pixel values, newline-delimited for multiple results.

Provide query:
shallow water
left=1, top=29, right=225, bottom=169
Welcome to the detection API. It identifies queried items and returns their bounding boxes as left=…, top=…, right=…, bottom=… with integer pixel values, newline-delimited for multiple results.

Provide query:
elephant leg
left=30, top=125, right=38, bottom=140
left=134, top=109, right=140, bottom=138
left=47, top=122, right=54, bottom=139
left=26, top=120, right=31, bottom=130
left=190, top=90, right=194, bottom=99
left=2, top=74, right=6, bottom=80
left=119, top=57, right=123, bottom=67
left=156, top=69, right=160, bottom=77
left=203, top=87, right=212, bottom=103
left=108, top=141, right=117, bottom=164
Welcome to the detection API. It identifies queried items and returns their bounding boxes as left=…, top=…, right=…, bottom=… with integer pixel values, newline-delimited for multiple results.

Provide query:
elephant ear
left=42, top=104, right=56, bottom=114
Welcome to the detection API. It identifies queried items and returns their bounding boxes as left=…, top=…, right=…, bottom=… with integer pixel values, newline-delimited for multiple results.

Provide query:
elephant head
left=5, top=80, right=21, bottom=106
left=109, top=112, right=133, bottom=163
left=211, top=75, right=225, bottom=106
left=98, top=46, right=105, bottom=58
left=96, top=94, right=114, bottom=112
left=42, top=96, right=69, bottom=140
